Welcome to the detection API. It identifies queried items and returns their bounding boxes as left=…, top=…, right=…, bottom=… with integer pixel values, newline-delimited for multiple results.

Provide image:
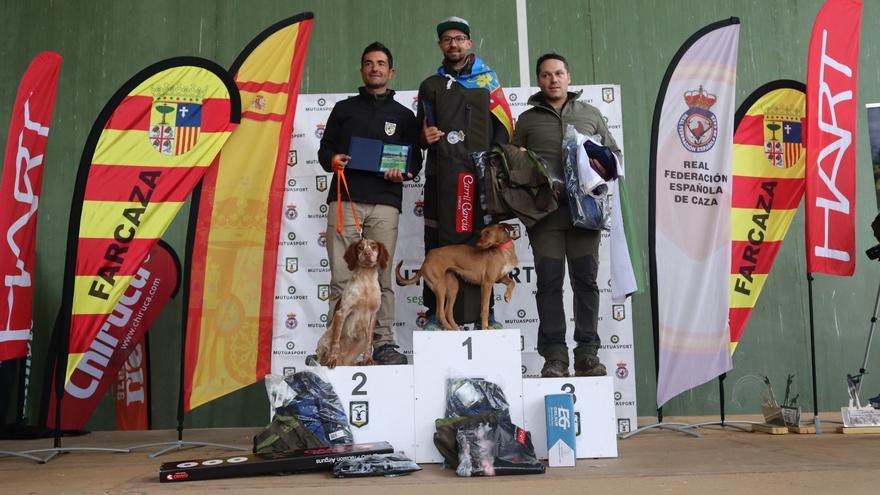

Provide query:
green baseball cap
left=437, top=16, right=470, bottom=38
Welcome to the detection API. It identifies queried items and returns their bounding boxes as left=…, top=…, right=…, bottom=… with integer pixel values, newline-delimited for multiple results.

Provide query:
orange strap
left=334, top=159, right=361, bottom=234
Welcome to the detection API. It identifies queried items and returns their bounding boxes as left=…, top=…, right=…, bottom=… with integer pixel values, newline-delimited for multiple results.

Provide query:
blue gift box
left=544, top=394, right=576, bottom=467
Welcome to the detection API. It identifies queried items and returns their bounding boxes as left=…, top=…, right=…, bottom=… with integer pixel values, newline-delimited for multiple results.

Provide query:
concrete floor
left=1, top=414, right=878, bottom=495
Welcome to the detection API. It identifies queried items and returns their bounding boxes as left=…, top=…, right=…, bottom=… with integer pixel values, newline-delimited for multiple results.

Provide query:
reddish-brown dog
left=395, top=223, right=518, bottom=330
left=316, top=238, right=389, bottom=368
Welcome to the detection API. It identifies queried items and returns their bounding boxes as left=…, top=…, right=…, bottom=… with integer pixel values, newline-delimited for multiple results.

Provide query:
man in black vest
left=317, top=42, right=420, bottom=364
left=416, top=16, right=513, bottom=330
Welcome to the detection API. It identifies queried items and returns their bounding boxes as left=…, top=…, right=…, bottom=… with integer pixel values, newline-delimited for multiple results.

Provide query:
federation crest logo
left=602, top=87, right=615, bottom=103
left=316, top=175, right=328, bottom=192
left=315, top=123, right=326, bottom=139
left=285, top=257, right=298, bottom=273
left=288, top=150, right=298, bottom=167
left=349, top=401, right=369, bottom=428
left=618, top=418, right=631, bottom=434
left=285, top=312, right=298, bottom=330
left=763, top=113, right=803, bottom=169
left=285, top=205, right=298, bottom=221
left=384, top=121, right=397, bottom=136
left=615, top=362, right=629, bottom=379
left=677, top=86, right=718, bottom=153
left=413, top=200, right=424, bottom=217
left=318, top=284, right=330, bottom=301
left=318, top=232, right=327, bottom=247
left=149, top=86, right=205, bottom=156
left=612, top=304, right=625, bottom=321
left=282, top=366, right=297, bottom=377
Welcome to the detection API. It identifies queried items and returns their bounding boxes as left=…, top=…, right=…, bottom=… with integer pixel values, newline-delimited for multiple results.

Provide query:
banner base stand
left=128, top=440, right=248, bottom=459
left=3, top=446, right=131, bottom=463
left=0, top=450, right=48, bottom=463
left=682, top=420, right=756, bottom=433
left=619, top=422, right=701, bottom=440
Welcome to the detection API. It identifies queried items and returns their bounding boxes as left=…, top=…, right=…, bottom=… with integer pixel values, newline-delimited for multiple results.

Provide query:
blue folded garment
left=582, top=140, right=619, bottom=180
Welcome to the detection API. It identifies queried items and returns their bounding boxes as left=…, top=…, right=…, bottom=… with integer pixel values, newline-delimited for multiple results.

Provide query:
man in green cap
left=415, top=16, right=514, bottom=330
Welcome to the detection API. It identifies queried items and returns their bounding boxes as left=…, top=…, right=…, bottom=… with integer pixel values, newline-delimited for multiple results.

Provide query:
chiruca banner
left=804, top=0, right=862, bottom=276
left=184, top=13, right=314, bottom=411
left=0, top=51, right=62, bottom=362
left=48, top=57, right=239, bottom=429
left=650, top=18, right=740, bottom=407
left=729, top=81, right=806, bottom=354
left=49, top=242, right=180, bottom=430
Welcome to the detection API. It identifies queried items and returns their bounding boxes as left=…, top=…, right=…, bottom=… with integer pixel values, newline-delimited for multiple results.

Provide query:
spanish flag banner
left=183, top=13, right=314, bottom=411
left=729, top=81, right=805, bottom=355
left=49, top=58, right=239, bottom=429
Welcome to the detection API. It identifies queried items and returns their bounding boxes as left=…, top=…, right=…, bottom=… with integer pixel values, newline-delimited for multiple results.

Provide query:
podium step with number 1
left=411, top=329, right=525, bottom=463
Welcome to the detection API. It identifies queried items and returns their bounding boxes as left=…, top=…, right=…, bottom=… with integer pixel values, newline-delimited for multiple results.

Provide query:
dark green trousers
left=527, top=205, right=601, bottom=365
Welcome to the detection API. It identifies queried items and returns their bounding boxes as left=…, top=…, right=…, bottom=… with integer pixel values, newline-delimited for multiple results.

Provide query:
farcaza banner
left=650, top=18, right=739, bottom=407
left=0, top=51, right=62, bottom=361
left=184, top=13, right=313, bottom=412
left=805, top=0, right=862, bottom=276
left=49, top=57, right=239, bottom=429
left=270, top=85, right=638, bottom=433
left=729, top=81, right=806, bottom=354
left=49, top=241, right=180, bottom=429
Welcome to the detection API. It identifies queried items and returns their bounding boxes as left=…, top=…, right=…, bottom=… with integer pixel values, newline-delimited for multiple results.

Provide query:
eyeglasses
left=440, top=35, right=469, bottom=45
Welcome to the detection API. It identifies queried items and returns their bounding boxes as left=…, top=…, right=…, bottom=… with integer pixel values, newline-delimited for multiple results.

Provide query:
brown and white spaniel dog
left=316, top=238, right=389, bottom=368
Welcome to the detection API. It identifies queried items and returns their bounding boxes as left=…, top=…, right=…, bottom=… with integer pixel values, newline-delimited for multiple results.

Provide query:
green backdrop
left=1, top=0, right=878, bottom=430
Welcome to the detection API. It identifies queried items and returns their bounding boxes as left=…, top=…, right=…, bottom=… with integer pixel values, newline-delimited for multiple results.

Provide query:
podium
left=314, top=328, right=617, bottom=463
left=323, top=365, right=416, bottom=458
left=412, top=329, right=524, bottom=463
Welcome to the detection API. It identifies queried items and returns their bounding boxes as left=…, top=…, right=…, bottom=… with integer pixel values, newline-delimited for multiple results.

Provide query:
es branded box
left=545, top=394, right=576, bottom=467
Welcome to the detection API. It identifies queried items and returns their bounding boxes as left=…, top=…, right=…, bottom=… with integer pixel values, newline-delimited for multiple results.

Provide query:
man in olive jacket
left=513, top=53, right=620, bottom=378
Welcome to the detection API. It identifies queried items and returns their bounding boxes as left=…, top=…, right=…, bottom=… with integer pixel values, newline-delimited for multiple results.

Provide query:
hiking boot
left=372, top=344, right=408, bottom=365
left=487, top=311, right=503, bottom=330
left=541, top=359, right=570, bottom=378
left=423, top=314, right=443, bottom=331
left=574, top=355, right=607, bottom=377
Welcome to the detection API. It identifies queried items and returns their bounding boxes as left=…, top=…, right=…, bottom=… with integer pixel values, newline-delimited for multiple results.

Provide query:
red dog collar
left=497, top=240, right=514, bottom=250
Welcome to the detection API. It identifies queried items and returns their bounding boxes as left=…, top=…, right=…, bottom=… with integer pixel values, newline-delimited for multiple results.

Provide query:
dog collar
left=497, top=240, right=514, bottom=250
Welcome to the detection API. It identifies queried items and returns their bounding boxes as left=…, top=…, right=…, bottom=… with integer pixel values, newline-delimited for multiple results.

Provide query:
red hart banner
left=0, top=51, right=62, bottom=362
left=805, top=0, right=862, bottom=276
left=49, top=241, right=179, bottom=430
